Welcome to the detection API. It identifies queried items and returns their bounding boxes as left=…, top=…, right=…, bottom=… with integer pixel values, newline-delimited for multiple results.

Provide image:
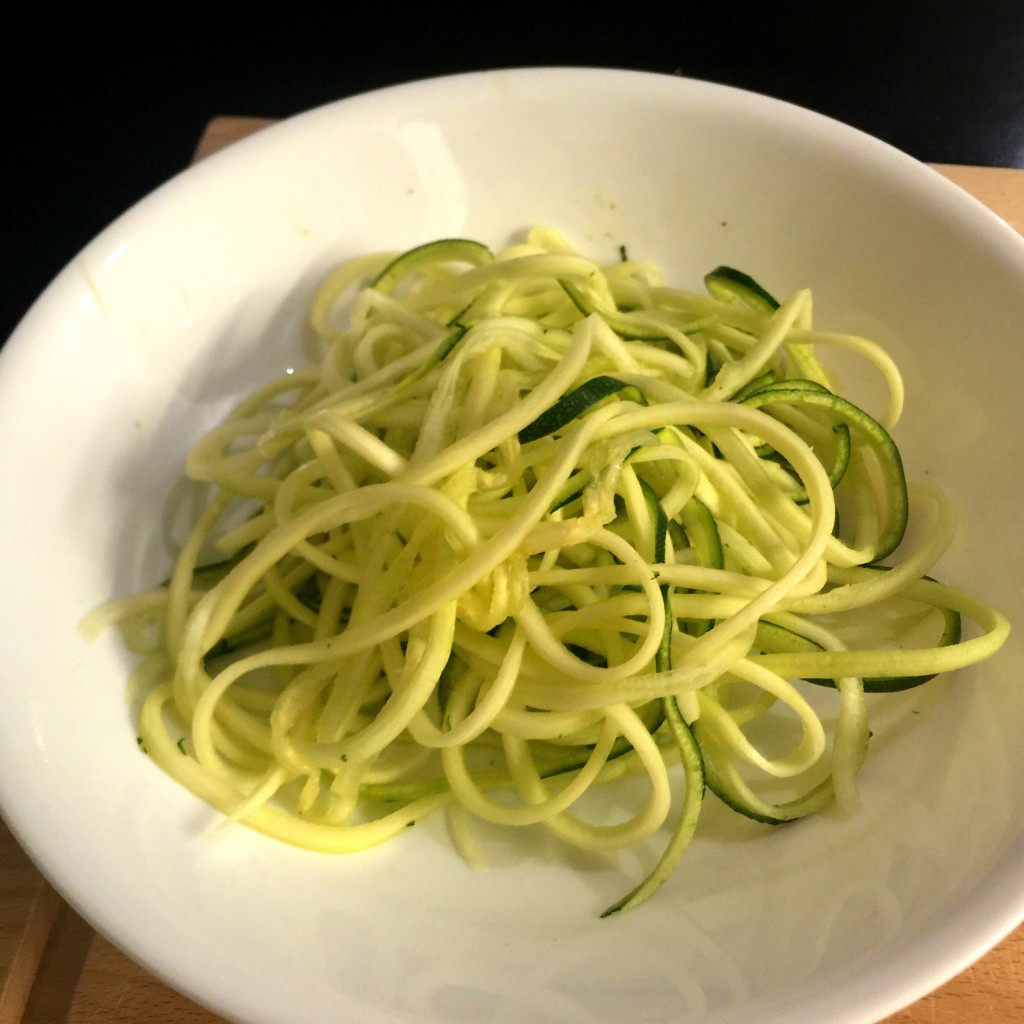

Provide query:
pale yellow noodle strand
left=441, top=713, right=618, bottom=826
left=501, top=704, right=673, bottom=849
left=140, top=685, right=452, bottom=850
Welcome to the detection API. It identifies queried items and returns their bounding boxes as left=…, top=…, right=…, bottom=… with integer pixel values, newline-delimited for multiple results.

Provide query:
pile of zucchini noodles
left=86, top=225, right=1009, bottom=916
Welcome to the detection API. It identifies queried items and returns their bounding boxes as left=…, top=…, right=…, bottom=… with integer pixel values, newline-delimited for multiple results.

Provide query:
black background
left=4, top=6, right=1024, bottom=348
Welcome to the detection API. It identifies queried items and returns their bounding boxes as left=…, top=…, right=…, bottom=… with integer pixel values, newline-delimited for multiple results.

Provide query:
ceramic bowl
left=0, top=67, right=1021, bottom=1024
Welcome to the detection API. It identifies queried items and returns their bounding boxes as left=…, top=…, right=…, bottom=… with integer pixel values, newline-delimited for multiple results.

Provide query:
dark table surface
left=3, top=7, right=1024, bottom=349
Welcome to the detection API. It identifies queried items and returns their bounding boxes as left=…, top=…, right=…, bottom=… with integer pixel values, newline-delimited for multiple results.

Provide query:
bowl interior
left=0, top=68, right=1022, bottom=1024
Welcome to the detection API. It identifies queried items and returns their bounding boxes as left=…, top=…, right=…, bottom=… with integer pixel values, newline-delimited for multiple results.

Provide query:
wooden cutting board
left=2, top=117, right=1023, bottom=1024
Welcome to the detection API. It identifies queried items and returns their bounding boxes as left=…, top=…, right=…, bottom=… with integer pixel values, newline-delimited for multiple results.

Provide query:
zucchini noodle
left=83, top=225, right=1010, bottom=916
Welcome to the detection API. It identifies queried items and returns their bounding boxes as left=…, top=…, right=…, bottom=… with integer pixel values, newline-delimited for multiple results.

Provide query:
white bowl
left=0, top=67, right=1021, bottom=1024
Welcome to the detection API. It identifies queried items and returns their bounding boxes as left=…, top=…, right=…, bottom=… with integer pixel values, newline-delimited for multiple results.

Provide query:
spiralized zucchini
left=84, top=225, right=1010, bottom=916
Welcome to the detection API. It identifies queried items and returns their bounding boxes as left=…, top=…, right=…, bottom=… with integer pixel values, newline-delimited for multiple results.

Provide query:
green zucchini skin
left=518, top=375, right=640, bottom=444
left=704, top=265, right=780, bottom=312
left=741, top=380, right=908, bottom=559
left=372, top=238, right=493, bottom=292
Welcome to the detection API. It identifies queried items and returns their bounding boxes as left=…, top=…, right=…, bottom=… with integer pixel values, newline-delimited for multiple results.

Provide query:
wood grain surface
left=2, top=117, right=1022, bottom=1023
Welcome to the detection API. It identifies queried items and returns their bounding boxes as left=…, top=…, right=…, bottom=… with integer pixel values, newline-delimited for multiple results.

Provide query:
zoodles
left=83, top=226, right=1009, bottom=915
